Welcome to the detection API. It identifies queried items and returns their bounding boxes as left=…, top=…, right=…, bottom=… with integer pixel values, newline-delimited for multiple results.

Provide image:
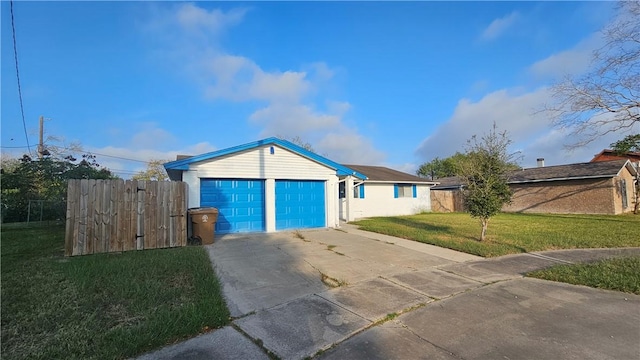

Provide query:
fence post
left=136, top=181, right=145, bottom=250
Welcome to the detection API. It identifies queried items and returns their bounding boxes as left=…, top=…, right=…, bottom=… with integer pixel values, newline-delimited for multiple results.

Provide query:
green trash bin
left=189, top=207, right=219, bottom=245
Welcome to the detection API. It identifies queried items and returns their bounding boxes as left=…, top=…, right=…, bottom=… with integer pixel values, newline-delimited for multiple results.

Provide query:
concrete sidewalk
left=135, top=227, right=640, bottom=360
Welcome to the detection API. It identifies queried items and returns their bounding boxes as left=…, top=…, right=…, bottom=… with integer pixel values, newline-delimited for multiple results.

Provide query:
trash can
left=189, top=207, right=219, bottom=245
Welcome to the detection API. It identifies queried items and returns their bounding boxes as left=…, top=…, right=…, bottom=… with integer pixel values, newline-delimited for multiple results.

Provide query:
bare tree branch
left=542, top=1, right=640, bottom=148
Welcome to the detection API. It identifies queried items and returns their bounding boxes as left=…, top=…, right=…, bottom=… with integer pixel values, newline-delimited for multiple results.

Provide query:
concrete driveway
left=138, top=227, right=640, bottom=360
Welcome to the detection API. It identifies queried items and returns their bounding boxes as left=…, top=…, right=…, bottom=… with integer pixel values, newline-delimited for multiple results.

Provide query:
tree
left=132, top=159, right=169, bottom=181
left=543, top=1, right=639, bottom=147
left=610, top=134, right=640, bottom=154
left=611, top=134, right=640, bottom=214
left=277, top=135, right=315, bottom=153
left=458, top=124, right=518, bottom=241
left=416, top=153, right=467, bottom=180
left=0, top=153, right=115, bottom=223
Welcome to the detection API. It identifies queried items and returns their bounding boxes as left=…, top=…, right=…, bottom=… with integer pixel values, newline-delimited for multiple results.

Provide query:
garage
left=200, top=179, right=265, bottom=234
left=164, top=137, right=367, bottom=233
left=275, top=180, right=326, bottom=230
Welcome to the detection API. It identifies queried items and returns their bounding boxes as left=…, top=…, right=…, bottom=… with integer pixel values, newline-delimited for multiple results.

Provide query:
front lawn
left=528, top=256, right=640, bottom=295
left=352, top=212, right=640, bottom=257
left=1, top=223, right=230, bottom=360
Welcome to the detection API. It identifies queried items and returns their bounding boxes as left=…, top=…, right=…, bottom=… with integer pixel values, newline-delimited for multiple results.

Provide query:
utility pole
left=37, top=115, right=49, bottom=158
left=37, top=115, right=44, bottom=159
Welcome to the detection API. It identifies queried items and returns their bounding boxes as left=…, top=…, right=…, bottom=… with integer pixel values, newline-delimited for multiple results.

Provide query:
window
left=353, top=184, right=365, bottom=198
left=620, top=179, right=628, bottom=209
left=394, top=184, right=416, bottom=198
left=339, top=182, right=346, bottom=199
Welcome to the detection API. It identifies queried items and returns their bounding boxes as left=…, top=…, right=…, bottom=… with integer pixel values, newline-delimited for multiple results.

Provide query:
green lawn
left=1, top=223, right=230, bottom=360
left=528, top=256, right=640, bottom=295
left=352, top=212, right=640, bottom=257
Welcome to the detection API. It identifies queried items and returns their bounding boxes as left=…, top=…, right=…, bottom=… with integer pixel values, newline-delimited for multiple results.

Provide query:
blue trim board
left=164, top=137, right=368, bottom=180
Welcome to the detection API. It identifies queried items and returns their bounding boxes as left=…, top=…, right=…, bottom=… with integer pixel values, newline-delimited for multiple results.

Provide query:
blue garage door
left=200, top=179, right=265, bottom=234
left=276, top=180, right=326, bottom=230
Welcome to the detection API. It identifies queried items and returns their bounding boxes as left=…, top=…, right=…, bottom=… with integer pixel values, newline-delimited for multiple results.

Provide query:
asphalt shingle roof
left=508, top=159, right=630, bottom=183
left=431, top=160, right=633, bottom=189
left=343, top=164, right=433, bottom=183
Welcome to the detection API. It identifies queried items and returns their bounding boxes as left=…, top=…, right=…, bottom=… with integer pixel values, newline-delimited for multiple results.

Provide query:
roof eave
left=163, top=137, right=368, bottom=180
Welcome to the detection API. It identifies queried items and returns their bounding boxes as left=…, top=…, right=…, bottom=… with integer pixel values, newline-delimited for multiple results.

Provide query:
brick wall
left=502, top=178, right=616, bottom=214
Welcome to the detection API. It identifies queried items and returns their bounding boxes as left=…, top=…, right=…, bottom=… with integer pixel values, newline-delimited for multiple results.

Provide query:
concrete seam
left=230, top=323, right=280, bottom=360
left=527, top=252, right=575, bottom=264
left=399, top=322, right=468, bottom=360
left=378, top=275, right=439, bottom=300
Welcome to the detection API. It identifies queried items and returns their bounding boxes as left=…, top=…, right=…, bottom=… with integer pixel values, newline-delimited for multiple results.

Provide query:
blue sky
left=1, top=1, right=634, bottom=178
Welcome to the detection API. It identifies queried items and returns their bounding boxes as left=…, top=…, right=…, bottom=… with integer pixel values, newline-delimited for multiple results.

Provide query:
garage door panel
left=200, top=179, right=265, bottom=234
left=276, top=180, right=325, bottom=230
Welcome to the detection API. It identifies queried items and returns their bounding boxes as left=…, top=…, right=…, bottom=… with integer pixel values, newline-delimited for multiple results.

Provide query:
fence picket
left=64, top=180, right=187, bottom=256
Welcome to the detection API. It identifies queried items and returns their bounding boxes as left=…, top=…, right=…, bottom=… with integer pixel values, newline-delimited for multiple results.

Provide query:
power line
left=10, top=0, right=32, bottom=156
left=1, top=144, right=158, bottom=164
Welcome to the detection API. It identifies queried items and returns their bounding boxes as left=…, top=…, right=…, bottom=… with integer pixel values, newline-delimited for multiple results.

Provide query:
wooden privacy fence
left=65, top=179, right=188, bottom=256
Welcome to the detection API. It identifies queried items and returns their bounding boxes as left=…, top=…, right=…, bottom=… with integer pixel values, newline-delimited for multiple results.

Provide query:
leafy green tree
left=416, top=153, right=467, bottom=180
left=458, top=124, right=519, bottom=241
left=0, top=154, right=115, bottom=223
left=610, top=134, right=640, bottom=154
left=132, top=159, right=169, bottom=181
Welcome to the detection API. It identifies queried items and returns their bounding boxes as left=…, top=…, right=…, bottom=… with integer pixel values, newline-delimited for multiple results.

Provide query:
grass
left=1, top=223, right=230, bottom=360
left=528, top=256, right=640, bottom=295
left=353, top=212, right=640, bottom=257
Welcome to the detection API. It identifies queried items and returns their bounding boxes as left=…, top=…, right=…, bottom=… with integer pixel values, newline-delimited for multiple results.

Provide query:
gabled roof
left=509, top=159, right=635, bottom=183
left=431, top=160, right=635, bottom=189
left=163, top=137, right=368, bottom=179
left=342, top=164, right=436, bottom=184
left=590, top=149, right=640, bottom=163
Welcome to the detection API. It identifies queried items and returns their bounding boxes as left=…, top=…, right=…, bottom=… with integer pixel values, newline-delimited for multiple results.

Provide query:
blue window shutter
left=359, top=184, right=365, bottom=198
left=394, top=184, right=398, bottom=198
left=412, top=185, right=417, bottom=198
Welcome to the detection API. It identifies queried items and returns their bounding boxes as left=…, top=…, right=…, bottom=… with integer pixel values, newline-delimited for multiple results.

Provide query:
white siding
left=192, top=146, right=336, bottom=179
left=345, top=183, right=431, bottom=219
left=182, top=145, right=340, bottom=230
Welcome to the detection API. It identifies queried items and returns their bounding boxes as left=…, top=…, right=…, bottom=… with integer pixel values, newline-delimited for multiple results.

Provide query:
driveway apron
left=137, top=229, right=640, bottom=360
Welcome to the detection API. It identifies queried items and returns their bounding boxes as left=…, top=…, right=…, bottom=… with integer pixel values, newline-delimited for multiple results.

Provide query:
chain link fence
left=1, top=199, right=66, bottom=225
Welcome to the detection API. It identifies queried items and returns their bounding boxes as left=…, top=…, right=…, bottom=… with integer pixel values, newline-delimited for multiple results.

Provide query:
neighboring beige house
left=431, top=159, right=638, bottom=215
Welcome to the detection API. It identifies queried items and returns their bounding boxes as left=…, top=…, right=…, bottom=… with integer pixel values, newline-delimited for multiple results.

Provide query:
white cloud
left=415, top=83, right=639, bottom=168
left=175, top=4, right=247, bottom=34
left=416, top=87, right=552, bottom=161
left=144, top=3, right=387, bottom=164
left=129, top=122, right=177, bottom=150
left=250, top=103, right=342, bottom=137
left=85, top=123, right=216, bottom=178
left=317, top=131, right=386, bottom=164
left=529, top=33, right=601, bottom=78
left=202, top=54, right=311, bottom=102
left=481, top=11, right=520, bottom=41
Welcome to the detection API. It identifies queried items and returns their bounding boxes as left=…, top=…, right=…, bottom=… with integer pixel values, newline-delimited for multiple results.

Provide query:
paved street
left=137, top=227, right=640, bottom=360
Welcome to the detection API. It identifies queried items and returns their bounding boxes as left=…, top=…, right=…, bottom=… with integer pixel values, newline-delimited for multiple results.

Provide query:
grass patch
left=528, top=256, right=640, bottom=295
left=293, top=230, right=310, bottom=242
left=353, top=212, right=640, bottom=257
left=1, top=223, right=230, bottom=360
left=320, top=273, right=348, bottom=288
